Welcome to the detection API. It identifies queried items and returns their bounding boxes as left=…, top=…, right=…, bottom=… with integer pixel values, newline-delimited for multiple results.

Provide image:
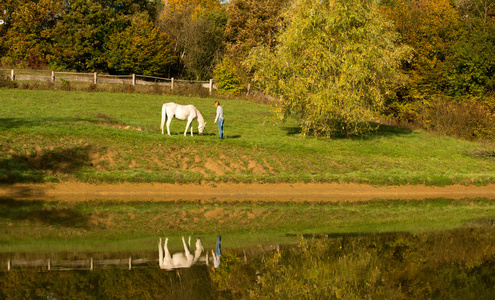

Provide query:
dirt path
left=2, top=182, right=495, bottom=202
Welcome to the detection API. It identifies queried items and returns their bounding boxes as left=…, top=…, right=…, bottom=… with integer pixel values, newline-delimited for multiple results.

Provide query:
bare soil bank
left=2, top=182, right=495, bottom=202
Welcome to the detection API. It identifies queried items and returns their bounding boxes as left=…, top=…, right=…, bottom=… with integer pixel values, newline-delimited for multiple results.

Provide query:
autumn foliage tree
left=224, top=0, right=289, bottom=72
left=382, top=0, right=462, bottom=100
left=246, top=0, right=412, bottom=137
left=158, top=0, right=226, bottom=79
left=106, top=14, right=176, bottom=76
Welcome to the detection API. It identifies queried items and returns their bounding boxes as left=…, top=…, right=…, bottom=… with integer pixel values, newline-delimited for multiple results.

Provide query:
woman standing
left=214, top=101, right=224, bottom=139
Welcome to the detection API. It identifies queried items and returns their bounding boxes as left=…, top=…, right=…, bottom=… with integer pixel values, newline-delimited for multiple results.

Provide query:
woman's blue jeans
left=218, top=118, right=225, bottom=139
left=216, top=236, right=222, bottom=256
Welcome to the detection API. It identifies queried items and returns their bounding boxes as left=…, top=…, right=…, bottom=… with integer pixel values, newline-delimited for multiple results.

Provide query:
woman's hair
left=215, top=101, right=220, bottom=105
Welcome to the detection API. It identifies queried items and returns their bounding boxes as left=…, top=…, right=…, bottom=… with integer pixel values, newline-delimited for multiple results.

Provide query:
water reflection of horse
left=161, top=102, right=205, bottom=136
left=159, top=237, right=204, bottom=270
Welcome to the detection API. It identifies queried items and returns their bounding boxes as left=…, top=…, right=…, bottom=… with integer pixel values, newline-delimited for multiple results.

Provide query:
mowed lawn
left=1, top=88, right=495, bottom=185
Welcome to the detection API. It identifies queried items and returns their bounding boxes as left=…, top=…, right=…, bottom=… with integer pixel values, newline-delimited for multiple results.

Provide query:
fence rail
left=0, top=69, right=215, bottom=94
left=1, top=244, right=281, bottom=272
left=4, top=256, right=156, bottom=272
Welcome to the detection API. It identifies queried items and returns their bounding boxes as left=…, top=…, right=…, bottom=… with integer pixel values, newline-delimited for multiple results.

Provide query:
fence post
left=171, top=78, right=174, bottom=90
left=7, top=259, right=10, bottom=271
left=129, top=257, right=132, bottom=270
left=51, top=71, right=55, bottom=83
left=209, top=79, right=213, bottom=95
left=10, top=69, right=14, bottom=81
left=93, top=72, right=97, bottom=85
left=90, top=258, right=94, bottom=271
left=132, top=74, right=136, bottom=86
left=48, top=258, right=51, bottom=271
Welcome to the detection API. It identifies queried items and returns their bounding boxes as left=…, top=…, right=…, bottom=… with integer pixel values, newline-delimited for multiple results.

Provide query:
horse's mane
left=195, top=107, right=205, bottom=125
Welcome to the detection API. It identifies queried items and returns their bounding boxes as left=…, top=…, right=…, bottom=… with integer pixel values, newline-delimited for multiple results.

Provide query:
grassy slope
left=1, top=89, right=495, bottom=185
left=2, top=89, right=495, bottom=252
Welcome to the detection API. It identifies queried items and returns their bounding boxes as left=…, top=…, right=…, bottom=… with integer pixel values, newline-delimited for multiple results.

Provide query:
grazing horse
left=158, top=237, right=204, bottom=270
left=161, top=102, right=205, bottom=136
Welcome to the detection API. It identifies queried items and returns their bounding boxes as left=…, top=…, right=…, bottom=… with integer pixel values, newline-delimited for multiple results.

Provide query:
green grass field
left=1, top=88, right=495, bottom=185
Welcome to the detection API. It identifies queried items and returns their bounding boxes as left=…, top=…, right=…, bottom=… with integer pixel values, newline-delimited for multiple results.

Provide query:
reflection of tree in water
left=2, top=226, right=495, bottom=299
left=0, top=265, right=218, bottom=300
left=239, top=226, right=495, bottom=299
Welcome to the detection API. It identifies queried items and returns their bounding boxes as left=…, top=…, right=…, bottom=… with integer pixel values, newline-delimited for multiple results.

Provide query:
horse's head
left=195, top=238, right=204, bottom=252
left=193, top=238, right=204, bottom=262
left=198, top=122, right=206, bottom=135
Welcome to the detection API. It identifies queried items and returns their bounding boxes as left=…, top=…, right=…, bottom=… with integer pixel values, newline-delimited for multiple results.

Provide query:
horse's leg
left=166, top=115, right=173, bottom=136
left=182, top=236, right=191, bottom=256
left=184, top=119, right=193, bottom=136
left=182, top=236, right=194, bottom=266
left=161, top=105, right=166, bottom=135
left=158, top=238, right=164, bottom=267
left=164, top=238, right=172, bottom=262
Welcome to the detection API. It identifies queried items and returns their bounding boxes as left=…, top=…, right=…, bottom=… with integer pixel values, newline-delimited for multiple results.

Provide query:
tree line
left=1, top=0, right=494, bottom=139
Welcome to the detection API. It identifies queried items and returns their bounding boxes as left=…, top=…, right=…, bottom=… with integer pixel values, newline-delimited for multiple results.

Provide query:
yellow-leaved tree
left=246, top=0, right=412, bottom=137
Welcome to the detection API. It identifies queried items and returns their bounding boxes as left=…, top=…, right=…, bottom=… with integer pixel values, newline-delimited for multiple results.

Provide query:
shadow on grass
left=282, top=122, right=413, bottom=139
left=0, top=117, right=84, bottom=130
left=0, top=198, right=90, bottom=229
left=0, top=145, right=94, bottom=184
left=282, top=126, right=302, bottom=136
left=287, top=231, right=411, bottom=240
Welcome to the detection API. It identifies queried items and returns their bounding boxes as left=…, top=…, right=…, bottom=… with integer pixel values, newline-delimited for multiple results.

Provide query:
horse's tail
left=160, top=104, right=167, bottom=134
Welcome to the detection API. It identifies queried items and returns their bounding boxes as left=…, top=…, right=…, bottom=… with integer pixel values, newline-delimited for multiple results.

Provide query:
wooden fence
left=4, top=257, right=155, bottom=271
left=1, top=244, right=280, bottom=272
left=0, top=69, right=215, bottom=94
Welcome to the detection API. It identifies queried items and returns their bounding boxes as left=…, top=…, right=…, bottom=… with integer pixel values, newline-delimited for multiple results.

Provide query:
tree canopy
left=246, top=0, right=412, bottom=137
left=1, top=0, right=495, bottom=139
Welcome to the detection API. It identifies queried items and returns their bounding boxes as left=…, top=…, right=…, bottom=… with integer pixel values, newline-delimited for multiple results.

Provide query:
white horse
left=158, top=237, right=204, bottom=270
left=161, top=102, right=205, bottom=136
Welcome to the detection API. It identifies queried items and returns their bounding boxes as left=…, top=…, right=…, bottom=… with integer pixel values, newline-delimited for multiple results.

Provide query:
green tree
left=445, top=0, right=495, bottom=96
left=214, top=57, right=245, bottom=95
left=105, top=14, right=176, bottom=76
left=246, top=0, right=411, bottom=137
left=48, top=0, right=116, bottom=71
left=1, top=0, right=62, bottom=68
left=382, top=0, right=462, bottom=99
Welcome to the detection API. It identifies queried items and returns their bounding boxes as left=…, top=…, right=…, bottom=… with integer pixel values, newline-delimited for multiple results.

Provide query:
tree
left=382, top=0, right=462, bottom=99
left=158, top=0, right=225, bottom=79
left=178, top=7, right=227, bottom=79
left=214, top=57, right=245, bottom=95
left=105, top=14, right=176, bottom=76
left=1, top=0, right=62, bottom=68
left=445, top=0, right=495, bottom=96
left=224, top=0, right=289, bottom=73
left=48, top=0, right=116, bottom=71
left=246, top=0, right=412, bottom=137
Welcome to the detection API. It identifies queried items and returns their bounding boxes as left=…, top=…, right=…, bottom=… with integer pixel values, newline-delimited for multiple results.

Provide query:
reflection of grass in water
left=1, top=198, right=495, bottom=253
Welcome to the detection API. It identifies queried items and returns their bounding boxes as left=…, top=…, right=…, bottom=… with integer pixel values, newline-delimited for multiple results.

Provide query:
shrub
left=213, top=58, right=245, bottom=95
left=0, top=76, right=17, bottom=88
left=420, top=96, right=495, bottom=140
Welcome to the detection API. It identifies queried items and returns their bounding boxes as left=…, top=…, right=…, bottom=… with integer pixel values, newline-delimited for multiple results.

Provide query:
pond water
left=1, top=225, right=495, bottom=299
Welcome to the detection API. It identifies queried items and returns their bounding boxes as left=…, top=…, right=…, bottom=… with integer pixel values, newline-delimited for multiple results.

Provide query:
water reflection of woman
left=212, top=236, right=221, bottom=268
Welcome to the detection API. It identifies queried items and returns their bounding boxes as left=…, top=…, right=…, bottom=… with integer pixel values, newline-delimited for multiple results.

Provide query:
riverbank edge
left=2, top=182, right=495, bottom=202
